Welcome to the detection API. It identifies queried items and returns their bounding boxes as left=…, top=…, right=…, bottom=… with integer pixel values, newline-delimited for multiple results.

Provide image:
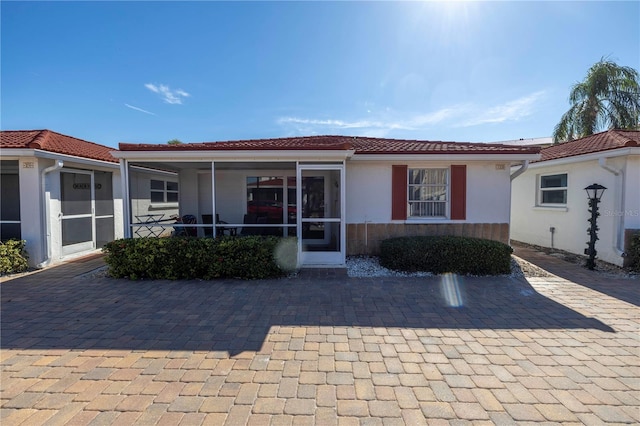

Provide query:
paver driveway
left=1, top=259, right=638, bottom=425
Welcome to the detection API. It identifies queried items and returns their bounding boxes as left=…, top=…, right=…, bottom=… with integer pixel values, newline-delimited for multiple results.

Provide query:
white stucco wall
left=345, top=161, right=512, bottom=224
left=179, top=169, right=199, bottom=218
left=198, top=170, right=247, bottom=226
left=623, top=155, right=640, bottom=231
left=18, top=157, right=44, bottom=265
left=112, top=172, right=124, bottom=240
left=510, top=154, right=637, bottom=266
left=129, top=169, right=179, bottom=227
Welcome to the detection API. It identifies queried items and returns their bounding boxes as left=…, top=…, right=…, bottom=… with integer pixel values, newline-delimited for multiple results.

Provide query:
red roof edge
left=536, top=129, right=640, bottom=162
left=1, top=129, right=118, bottom=163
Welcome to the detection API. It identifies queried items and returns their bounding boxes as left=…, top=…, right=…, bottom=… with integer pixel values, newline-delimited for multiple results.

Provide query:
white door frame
left=296, top=163, right=346, bottom=266
left=60, top=169, right=95, bottom=255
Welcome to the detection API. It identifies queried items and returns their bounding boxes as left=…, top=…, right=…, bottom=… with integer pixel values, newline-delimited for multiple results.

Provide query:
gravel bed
left=511, top=256, right=553, bottom=278
left=346, top=256, right=434, bottom=278
left=346, top=255, right=543, bottom=278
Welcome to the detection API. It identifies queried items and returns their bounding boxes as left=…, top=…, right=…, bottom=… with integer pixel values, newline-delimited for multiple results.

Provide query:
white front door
left=297, top=164, right=345, bottom=266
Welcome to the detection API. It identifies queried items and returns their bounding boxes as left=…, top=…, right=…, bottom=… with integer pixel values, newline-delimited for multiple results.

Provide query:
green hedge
left=0, top=239, right=29, bottom=275
left=379, top=236, right=513, bottom=275
left=102, top=236, right=297, bottom=280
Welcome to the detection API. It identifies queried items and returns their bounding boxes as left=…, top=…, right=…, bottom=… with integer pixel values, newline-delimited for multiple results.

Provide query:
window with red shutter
left=450, top=165, right=466, bottom=220
left=391, top=164, right=466, bottom=220
left=391, top=165, right=407, bottom=220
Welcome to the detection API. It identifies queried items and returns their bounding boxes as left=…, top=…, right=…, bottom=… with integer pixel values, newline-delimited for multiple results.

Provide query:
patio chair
left=202, top=214, right=214, bottom=237
left=182, top=214, right=197, bottom=237
left=172, top=214, right=197, bottom=237
left=240, top=213, right=259, bottom=236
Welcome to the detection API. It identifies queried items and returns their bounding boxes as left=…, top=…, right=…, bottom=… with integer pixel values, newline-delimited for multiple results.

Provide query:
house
left=114, top=136, right=541, bottom=267
left=510, top=129, right=640, bottom=267
left=0, top=130, right=178, bottom=267
left=495, top=136, right=553, bottom=148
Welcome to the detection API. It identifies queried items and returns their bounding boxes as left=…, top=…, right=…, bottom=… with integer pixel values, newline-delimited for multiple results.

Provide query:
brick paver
left=0, top=252, right=638, bottom=424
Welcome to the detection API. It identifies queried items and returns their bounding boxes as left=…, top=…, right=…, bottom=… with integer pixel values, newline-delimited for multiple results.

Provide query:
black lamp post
left=584, top=183, right=606, bottom=270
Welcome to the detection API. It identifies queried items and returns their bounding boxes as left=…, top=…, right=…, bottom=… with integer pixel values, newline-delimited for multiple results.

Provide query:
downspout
left=508, top=160, right=530, bottom=245
left=36, top=160, right=64, bottom=268
left=510, top=160, right=529, bottom=181
left=598, top=157, right=625, bottom=257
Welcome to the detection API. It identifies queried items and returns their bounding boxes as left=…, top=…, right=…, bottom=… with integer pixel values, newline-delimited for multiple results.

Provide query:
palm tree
left=553, top=58, right=640, bottom=143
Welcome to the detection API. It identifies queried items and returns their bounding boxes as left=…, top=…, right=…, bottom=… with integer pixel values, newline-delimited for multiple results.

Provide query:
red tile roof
left=0, top=130, right=117, bottom=163
left=538, top=129, right=640, bottom=162
left=119, top=135, right=541, bottom=155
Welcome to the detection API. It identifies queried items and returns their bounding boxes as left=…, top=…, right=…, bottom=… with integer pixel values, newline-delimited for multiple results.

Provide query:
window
left=539, top=173, right=567, bottom=205
left=408, top=168, right=448, bottom=217
left=1, top=160, right=21, bottom=240
left=150, top=179, right=179, bottom=203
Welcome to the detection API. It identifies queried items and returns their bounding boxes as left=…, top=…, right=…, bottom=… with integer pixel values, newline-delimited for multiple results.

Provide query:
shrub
left=628, top=232, right=640, bottom=272
left=379, top=236, right=513, bottom=275
left=102, top=236, right=297, bottom=280
left=0, top=239, right=29, bottom=275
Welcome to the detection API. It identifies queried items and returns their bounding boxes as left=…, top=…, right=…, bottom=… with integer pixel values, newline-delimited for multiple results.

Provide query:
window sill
left=406, top=217, right=449, bottom=221
left=403, top=217, right=463, bottom=224
left=149, top=203, right=179, bottom=210
left=533, top=206, right=568, bottom=212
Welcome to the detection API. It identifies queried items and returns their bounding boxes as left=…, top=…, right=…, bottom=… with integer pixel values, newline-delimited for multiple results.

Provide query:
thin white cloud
left=277, top=117, right=411, bottom=131
left=460, top=91, right=546, bottom=127
left=125, top=103, right=156, bottom=115
left=278, top=105, right=461, bottom=136
left=277, top=91, right=546, bottom=137
left=144, top=83, right=190, bottom=105
left=406, top=107, right=462, bottom=127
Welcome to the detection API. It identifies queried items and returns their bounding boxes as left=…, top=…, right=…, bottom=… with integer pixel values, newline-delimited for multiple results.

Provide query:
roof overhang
left=527, top=147, right=640, bottom=169
left=349, top=153, right=541, bottom=162
left=112, top=149, right=539, bottom=163
left=111, top=149, right=357, bottom=162
left=0, top=149, right=119, bottom=169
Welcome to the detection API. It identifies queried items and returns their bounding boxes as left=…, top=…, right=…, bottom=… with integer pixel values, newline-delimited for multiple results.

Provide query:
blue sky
left=2, top=1, right=638, bottom=148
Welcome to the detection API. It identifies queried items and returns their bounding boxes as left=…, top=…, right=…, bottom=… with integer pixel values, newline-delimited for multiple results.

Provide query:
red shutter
left=450, top=165, right=466, bottom=220
left=391, top=165, right=408, bottom=220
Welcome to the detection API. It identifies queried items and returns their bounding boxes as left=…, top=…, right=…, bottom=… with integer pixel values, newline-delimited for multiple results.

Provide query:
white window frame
left=150, top=179, right=179, bottom=204
left=538, top=173, right=568, bottom=206
left=407, top=168, right=449, bottom=219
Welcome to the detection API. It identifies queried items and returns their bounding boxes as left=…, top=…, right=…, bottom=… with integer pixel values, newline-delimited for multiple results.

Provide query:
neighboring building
left=1, top=130, right=124, bottom=267
left=496, top=136, right=553, bottom=148
left=115, top=136, right=540, bottom=267
left=0, top=130, right=178, bottom=267
left=511, top=129, right=640, bottom=267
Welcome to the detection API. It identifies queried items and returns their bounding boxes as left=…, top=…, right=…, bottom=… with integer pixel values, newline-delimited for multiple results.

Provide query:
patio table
left=133, top=214, right=166, bottom=237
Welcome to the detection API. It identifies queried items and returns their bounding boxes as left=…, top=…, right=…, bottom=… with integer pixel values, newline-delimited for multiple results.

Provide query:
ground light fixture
left=584, top=183, right=606, bottom=270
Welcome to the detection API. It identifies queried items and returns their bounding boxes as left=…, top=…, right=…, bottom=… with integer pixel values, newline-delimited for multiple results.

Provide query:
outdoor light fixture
left=584, top=183, right=607, bottom=202
left=584, top=183, right=606, bottom=270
